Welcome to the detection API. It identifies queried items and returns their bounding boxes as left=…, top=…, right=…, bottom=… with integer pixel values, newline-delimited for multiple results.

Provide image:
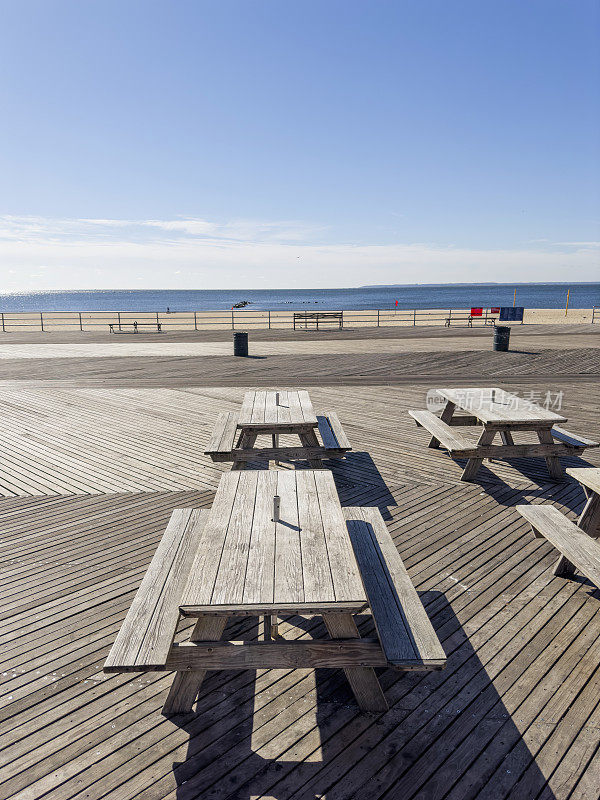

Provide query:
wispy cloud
left=0, top=215, right=325, bottom=245
left=0, top=214, right=598, bottom=290
left=550, top=241, right=600, bottom=248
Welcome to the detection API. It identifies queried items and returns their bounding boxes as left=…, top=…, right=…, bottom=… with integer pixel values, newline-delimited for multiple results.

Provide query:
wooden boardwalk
left=0, top=326, right=599, bottom=799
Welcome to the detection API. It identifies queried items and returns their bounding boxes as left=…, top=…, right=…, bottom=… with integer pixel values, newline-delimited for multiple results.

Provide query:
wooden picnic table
left=175, top=469, right=388, bottom=709
left=409, top=387, right=598, bottom=481
left=205, top=389, right=351, bottom=468
left=104, top=469, right=446, bottom=715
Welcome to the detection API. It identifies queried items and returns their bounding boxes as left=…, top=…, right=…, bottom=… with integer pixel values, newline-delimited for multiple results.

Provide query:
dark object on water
left=493, top=325, right=511, bottom=351
left=232, top=300, right=250, bottom=308
left=499, top=306, right=524, bottom=322
left=233, top=331, right=249, bottom=356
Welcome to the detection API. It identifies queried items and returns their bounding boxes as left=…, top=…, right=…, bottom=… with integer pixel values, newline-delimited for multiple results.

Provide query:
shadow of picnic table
left=165, top=594, right=552, bottom=800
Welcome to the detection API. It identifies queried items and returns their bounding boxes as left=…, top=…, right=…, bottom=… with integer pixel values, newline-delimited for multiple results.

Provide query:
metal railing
left=0, top=307, right=503, bottom=333
left=0, top=306, right=514, bottom=333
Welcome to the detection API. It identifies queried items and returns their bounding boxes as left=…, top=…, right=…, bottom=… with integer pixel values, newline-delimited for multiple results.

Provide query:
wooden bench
left=444, top=315, right=497, bottom=327
left=109, top=321, right=162, bottom=333
left=550, top=426, right=599, bottom=451
left=317, top=412, right=351, bottom=452
left=444, top=315, right=474, bottom=327
left=343, top=507, right=446, bottom=669
left=517, top=504, right=600, bottom=587
left=205, top=411, right=239, bottom=458
left=408, top=409, right=478, bottom=457
left=293, top=312, right=343, bottom=330
left=104, top=508, right=208, bottom=675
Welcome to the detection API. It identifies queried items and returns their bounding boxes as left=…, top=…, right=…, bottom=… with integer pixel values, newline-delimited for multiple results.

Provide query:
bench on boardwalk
left=104, top=508, right=208, bottom=677
left=109, top=321, right=162, bottom=334
left=517, top=504, right=600, bottom=587
left=444, top=315, right=497, bottom=327
left=205, top=410, right=351, bottom=464
left=343, top=507, right=446, bottom=670
left=408, top=409, right=478, bottom=457
left=444, top=315, right=474, bottom=328
left=293, top=311, right=343, bottom=330
left=317, top=412, right=351, bottom=453
left=205, top=411, right=239, bottom=459
left=550, top=426, right=599, bottom=451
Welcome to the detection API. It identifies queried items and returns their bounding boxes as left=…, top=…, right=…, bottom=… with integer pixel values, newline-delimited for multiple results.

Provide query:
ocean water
left=0, top=283, right=598, bottom=312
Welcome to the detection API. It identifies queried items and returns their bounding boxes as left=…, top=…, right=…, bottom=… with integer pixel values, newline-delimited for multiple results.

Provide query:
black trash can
left=493, top=325, right=511, bottom=352
left=233, top=330, right=249, bottom=357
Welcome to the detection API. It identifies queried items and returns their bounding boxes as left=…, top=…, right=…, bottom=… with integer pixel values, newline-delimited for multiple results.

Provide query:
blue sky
left=0, top=0, right=598, bottom=289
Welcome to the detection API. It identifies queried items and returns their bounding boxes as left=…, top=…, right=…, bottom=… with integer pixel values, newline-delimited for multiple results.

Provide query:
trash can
left=233, top=331, right=249, bottom=357
left=493, top=325, right=511, bottom=352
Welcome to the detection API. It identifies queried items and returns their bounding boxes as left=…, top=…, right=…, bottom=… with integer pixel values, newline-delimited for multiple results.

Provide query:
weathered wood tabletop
left=238, top=389, right=317, bottom=429
left=437, top=387, right=567, bottom=427
left=180, top=469, right=367, bottom=616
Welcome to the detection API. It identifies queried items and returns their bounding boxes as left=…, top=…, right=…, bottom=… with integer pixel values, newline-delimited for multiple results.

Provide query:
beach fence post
left=156, top=311, right=160, bottom=327
left=377, top=309, right=380, bottom=327
left=231, top=310, right=235, bottom=329
left=268, top=310, right=271, bottom=329
left=194, top=311, right=197, bottom=331
left=79, top=312, right=83, bottom=331
left=1, top=313, right=4, bottom=333
left=118, top=312, right=121, bottom=332
left=413, top=309, right=416, bottom=326
left=565, top=289, right=570, bottom=317
left=40, top=312, right=44, bottom=332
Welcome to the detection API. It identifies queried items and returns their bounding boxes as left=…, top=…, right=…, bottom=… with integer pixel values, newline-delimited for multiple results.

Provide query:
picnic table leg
left=264, top=614, right=279, bottom=639
left=429, top=401, right=456, bottom=448
left=500, top=430, right=515, bottom=446
left=162, top=615, right=228, bottom=715
left=556, top=491, right=600, bottom=575
left=323, top=613, right=388, bottom=713
left=272, top=434, right=280, bottom=466
left=578, top=492, right=600, bottom=537
left=536, top=428, right=564, bottom=481
left=232, top=431, right=258, bottom=471
left=300, top=429, right=324, bottom=468
left=460, top=428, right=497, bottom=481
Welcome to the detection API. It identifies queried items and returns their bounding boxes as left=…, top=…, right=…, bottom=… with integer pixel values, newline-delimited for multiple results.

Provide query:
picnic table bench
left=205, top=389, right=351, bottom=469
left=409, top=388, right=598, bottom=481
left=104, top=470, right=446, bottom=715
left=293, top=311, right=343, bottom=330
left=517, top=467, right=600, bottom=587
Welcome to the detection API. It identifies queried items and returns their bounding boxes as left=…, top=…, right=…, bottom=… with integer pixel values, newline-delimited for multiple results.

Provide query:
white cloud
left=0, top=215, right=324, bottom=245
left=0, top=214, right=598, bottom=290
left=550, top=241, right=600, bottom=248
